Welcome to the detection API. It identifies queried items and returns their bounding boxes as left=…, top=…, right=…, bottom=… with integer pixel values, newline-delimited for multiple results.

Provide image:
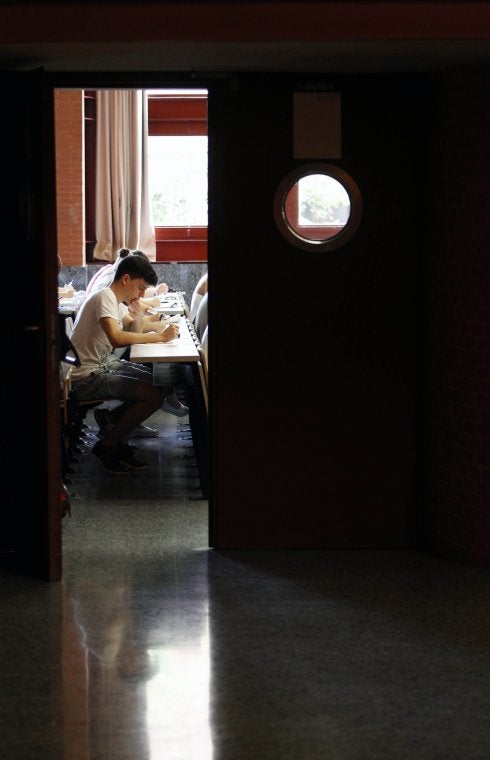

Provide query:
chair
left=198, top=325, right=208, bottom=413
left=201, top=323, right=208, bottom=355
left=60, top=317, right=106, bottom=421
left=200, top=325, right=208, bottom=381
left=61, top=364, right=109, bottom=458
left=189, top=272, right=208, bottom=322
left=64, top=315, right=74, bottom=338
left=194, top=291, right=208, bottom=342
left=185, top=318, right=208, bottom=416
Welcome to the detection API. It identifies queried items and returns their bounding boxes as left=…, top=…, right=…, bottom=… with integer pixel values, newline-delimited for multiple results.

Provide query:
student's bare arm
left=100, top=316, right=179, bottom=347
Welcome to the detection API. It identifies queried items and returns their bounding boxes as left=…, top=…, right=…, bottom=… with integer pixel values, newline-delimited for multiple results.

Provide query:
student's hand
left=147, top=312, right=162, bottom=323
left=159, top=323, right=179, bottom=342
left=144, top=284, right=168, bottom=298
left=153, top=318, right=170, bottom=334
left=140, top=296, right=160, bottom=309
left=127, top=298, right=145, bottom=317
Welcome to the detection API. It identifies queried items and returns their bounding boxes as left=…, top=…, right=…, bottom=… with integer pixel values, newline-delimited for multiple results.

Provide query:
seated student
left=142, top=281, right=169, bottom=298
left=86, top=247, right=169, bottom=305
left=83, top=248, right=177, bottom=437
left=119, top=250, right=169, bottom=317
left=84, top=248, right=130, bottom=298
left=70, top=254, right=188, bottom=475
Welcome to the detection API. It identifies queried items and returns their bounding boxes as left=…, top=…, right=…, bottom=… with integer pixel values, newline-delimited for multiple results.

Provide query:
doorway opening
left=55, top=85, right=209, bottom=552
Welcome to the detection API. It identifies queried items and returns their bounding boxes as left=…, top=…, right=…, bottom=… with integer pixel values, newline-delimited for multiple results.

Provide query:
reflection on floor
left=1, top=407, right=490, bottom=759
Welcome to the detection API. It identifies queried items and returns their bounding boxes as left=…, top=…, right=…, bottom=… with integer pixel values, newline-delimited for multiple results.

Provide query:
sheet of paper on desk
left=155, top=308, right=183, bottom=315
left=155, top=306, right=184, bottom=315
left=59, top=298, right=78, bottom=309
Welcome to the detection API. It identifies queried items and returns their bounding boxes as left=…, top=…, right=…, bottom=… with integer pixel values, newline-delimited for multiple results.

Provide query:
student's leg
left=103, top=384, right=164, bottom=446
left=108, top=359, right=188, bottom=418
left=90, top=371, right=163, bottom=444
left=101, top=360, right=155, bottom=427
left=90, top=376, right=165, bottom=473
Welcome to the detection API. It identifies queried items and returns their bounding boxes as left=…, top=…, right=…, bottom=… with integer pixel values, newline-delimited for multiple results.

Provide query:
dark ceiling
left=1, top=39, right=490, bottom=74
left=1, top=0, right=489, bottom=75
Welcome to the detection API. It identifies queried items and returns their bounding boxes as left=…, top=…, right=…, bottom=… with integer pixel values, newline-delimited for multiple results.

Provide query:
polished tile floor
left=1, top=408, right=490, bottom=759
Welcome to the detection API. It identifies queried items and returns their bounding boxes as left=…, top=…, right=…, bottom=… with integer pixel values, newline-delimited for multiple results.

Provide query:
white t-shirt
left=70, top=288, right=126, bottom=380
left=85, top=263, right=117, bottom=297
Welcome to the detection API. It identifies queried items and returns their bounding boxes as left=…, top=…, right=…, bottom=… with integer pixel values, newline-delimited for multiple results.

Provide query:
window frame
left=273, top=162, right=363, bottom=253
left=148, top=90, right=208, bottom=262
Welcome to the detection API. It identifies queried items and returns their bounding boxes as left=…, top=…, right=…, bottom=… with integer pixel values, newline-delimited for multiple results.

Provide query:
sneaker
left=129, top=424, right=159, bottom=438
left=116, top=444, right=148, bottom=471
left=161, top=393, right=189, bottom=417
left=92, top=442, right=129, bottom=475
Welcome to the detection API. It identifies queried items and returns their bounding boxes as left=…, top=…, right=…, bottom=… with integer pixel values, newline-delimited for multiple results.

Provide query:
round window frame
left=273, top=163, right=363, bottom=252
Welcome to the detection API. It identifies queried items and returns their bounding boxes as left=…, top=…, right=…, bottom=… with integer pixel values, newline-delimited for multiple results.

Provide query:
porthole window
left=273, top=163, right=362, bottom=252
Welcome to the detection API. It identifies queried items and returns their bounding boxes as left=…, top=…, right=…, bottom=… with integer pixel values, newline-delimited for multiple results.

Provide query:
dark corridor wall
left=209, top=73, right=430, bottom=551
left=424, top=67, right=490, bottom=568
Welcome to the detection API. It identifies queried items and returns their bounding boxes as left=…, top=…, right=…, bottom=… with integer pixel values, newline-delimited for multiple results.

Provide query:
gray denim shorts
left=73, top=358, right=153, bottom=403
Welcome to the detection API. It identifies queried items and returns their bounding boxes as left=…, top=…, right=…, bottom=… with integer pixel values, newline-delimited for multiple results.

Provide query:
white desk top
left=130, top=317, right=199, bottom=363
left=153, top=292, right=186, bottom=316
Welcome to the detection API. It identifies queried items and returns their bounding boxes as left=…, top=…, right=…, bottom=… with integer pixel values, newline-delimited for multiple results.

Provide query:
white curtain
left=94, top=89, right=156, bottom=261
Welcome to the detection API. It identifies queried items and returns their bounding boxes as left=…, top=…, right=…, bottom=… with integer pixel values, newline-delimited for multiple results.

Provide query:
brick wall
left=54, top=90, right=85, bottom=267
left=424, top=67, right=490, bottom=567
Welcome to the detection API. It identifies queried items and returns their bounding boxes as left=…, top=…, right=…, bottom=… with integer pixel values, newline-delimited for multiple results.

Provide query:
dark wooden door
left=208, top=73, right=426, bottom=549
left=0, top=70, right=61, bottom=579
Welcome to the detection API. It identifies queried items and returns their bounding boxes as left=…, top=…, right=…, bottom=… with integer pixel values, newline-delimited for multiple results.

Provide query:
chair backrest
left=194, top=291, right=208, bottom=342
left=185, top=315, right=208, bottom=414
left=189, top=272, right=208, bottom=322
left=189, top=290, right=203, bottom=323
left=196, top=327, right=208, bottom=415
left=60, top=364, right=73, bottom=426
left=59, top=316, right=80, bottom=366
left=65, top=316, right=74, bottom=338
left=201, top=324, right=208, bottom=363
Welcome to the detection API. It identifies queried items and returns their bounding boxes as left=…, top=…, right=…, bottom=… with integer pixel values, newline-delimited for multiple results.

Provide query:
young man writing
left=70, top=255, right=187, bottom=474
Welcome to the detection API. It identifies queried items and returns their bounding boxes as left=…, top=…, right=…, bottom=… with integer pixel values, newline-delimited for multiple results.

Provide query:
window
left=273, top=163, right=362, bottom=252
left=148, top=135, right=208, bottom=226
left=84, top=89, right=208, bottom=263
left=147, top=89, right=208, bottom=262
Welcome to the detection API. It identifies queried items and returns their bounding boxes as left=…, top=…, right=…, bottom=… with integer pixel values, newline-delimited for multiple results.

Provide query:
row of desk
left=130, top=313, right=208, bottom=412
left=128, top=292, right=207, bottom=412
left=59, top=290, right=188, bottom=318
left=131, top=315, right=200, bottom=362
left=128, top=293, right=209, bottom=496
left=60, top=289, right=207, bottom=408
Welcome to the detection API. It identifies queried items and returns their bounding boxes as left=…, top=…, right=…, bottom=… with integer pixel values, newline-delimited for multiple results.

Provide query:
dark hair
left=130, top=249, right=150, bottom=262
left=117, top=247, right=132, bottom=260
left=113, top=253, right=158, bottom=286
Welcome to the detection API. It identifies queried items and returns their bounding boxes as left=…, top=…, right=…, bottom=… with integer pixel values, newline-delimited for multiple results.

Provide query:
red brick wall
left=54, top=90, right=85, bottom=267
left=425, top=68, right=490, bottom=567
